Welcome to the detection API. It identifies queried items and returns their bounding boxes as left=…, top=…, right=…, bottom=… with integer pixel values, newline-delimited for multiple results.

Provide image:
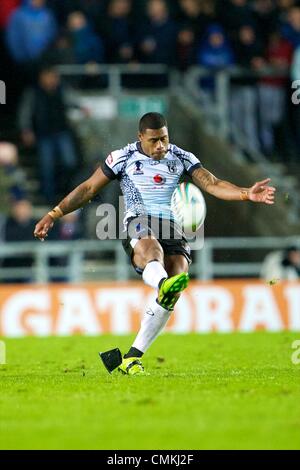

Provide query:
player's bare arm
left=34, top=167, right=111, bottom=241
left=191, top=167, right=276, bottom=204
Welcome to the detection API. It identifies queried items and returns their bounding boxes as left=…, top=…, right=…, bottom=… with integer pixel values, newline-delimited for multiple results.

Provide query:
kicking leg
left=121, top=237, right=168, bottom=369
left=120, top=253, right=189, bottom=375
left=133, top=237, right=168, bottom=289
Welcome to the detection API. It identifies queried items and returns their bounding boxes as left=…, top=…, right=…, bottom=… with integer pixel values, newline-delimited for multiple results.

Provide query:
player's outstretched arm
left=34, top=167, right=111, bottom=241
left=191, top=167, right=276, bottom=204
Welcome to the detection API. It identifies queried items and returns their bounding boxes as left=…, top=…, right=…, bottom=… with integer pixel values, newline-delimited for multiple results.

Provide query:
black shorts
left=122, top=215, right=192, bottom=275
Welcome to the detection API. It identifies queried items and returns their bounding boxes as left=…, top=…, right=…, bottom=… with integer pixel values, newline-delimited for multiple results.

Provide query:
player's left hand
left=249, top=178, right=276, bottom=204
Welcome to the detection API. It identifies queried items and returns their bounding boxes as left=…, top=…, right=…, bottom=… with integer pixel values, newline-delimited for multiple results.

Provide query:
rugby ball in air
left=171, top=182, right=206, bottom=232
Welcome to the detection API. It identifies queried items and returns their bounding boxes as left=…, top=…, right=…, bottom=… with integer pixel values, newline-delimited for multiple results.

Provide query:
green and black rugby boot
left=118, top=357, right=145, bottom=376
left=157, top=272, right=190, bottom=310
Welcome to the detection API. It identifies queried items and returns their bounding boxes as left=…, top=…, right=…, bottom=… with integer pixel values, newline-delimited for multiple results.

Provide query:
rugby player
left=34, top=113, right=276, bottom=375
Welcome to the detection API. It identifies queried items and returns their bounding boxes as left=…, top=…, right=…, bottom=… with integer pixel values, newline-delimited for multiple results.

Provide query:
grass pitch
left=0, top=332, right=299, bottom=450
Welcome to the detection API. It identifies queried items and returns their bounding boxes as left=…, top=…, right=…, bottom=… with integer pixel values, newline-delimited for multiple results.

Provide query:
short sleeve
left=101, top=150, right=126, bottom=180
left=173, top=145, right=202, bottom=176
left=183, top=151, right=202, bottom=176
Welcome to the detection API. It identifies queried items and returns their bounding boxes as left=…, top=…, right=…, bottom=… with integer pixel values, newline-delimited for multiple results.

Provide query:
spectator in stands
left=3, top=199, right=34, bottom=242
left=0, top=142, right=27, bottom=201
left=66, top=11, right=104, bottom=65
left=252, top=0, right=279, bottom=47
left=19, top=67, right=79, bottom=204
left=231, top=24, right=265, bottom=153
left=5, top=0, right=57, bottom=70
left=197, top=24, right=235, bottom=70
left=219, top=0, right=257, bottom=41
left=258, top=31, right=293, bottom=156
left=48, top=0, right=105, bottom=26
left=199, top=0, right=217, bottom=18
left=49, top=211, right=83, bottom=242
left=196, top=24, right=235, bottom=100
left=278, top=0, right=297, bottom=19
left=136, top=0, right=177, bottom=65
left=177, top=0, right=213, bottom=40
left=96, top=0, right=134, bottom=64
left=176, top=26, right=197, bottom=71
left=281, top=5, right=300, bottom=47
left=1, top=199, right=36, bottom=283
left=260, top=245, right=300, bottom=281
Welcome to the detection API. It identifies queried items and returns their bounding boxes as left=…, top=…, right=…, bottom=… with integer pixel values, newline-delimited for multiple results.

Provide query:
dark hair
left=285, top=246, right=299, bottom=254
left=139, top=113, right=167, bottom=133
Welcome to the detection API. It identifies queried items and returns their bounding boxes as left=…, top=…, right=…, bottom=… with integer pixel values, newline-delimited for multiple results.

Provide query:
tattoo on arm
left=191, top=167, right=249, bottom=201
left=192, top=168, right=219, bottom=192
left=59, top=183, right=95, bottom=215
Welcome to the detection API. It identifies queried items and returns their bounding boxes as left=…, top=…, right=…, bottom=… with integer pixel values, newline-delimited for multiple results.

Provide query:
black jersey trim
left=101, top=162, right=117, bottom=180
left=187, top=162, right=202, bottom=176
left=173, top=150, right=199, bottom=167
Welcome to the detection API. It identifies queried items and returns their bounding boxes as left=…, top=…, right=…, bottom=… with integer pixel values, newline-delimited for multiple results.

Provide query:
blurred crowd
left=1, top=0, right=300, bottom=72
left=1, top=1, right=300, bottom=155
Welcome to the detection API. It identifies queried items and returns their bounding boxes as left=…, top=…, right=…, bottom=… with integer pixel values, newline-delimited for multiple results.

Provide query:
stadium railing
left=0, top=237, right=299, bottom=283
left=57, top=63, right=179, bottom=95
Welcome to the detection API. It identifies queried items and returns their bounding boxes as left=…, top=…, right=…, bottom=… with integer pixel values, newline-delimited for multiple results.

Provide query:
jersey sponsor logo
left=133, top=161, right=144, bottom=175
left=167, top=161, right=177, bottom=173
left=153, top=174, right=165, bottom=185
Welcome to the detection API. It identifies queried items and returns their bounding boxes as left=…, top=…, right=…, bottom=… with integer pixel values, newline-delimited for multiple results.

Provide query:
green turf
left=0, top=333, right=299, bottom=450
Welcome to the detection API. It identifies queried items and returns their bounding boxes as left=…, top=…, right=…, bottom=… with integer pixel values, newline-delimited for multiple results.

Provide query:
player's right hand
left=34, top=214, right=54, bottom=241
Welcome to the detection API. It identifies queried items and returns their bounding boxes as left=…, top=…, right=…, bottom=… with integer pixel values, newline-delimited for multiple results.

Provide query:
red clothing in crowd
left=262, top=37, right=293, bottom=86
left=0, top=0, right=20, bottom=29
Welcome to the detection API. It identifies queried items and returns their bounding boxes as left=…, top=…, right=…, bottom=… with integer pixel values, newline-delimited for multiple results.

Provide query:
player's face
left=139, top=127, right=169, bottom=160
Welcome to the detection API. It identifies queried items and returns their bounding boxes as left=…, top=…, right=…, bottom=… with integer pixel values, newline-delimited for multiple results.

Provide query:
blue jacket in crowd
left=197, top=24, right=235, bottom=69
left=69, top=24, right=104, bottom=64
left=281, top=22, right=300, bottom=48
left=6, top=0, right=57, bottom=63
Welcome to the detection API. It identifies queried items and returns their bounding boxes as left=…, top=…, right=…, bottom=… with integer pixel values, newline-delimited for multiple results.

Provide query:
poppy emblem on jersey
left=153, top=174, right=165, bottom=185
left=133, top=160, right=144, bottom=175
left=167, top=161, right=177, bottom=173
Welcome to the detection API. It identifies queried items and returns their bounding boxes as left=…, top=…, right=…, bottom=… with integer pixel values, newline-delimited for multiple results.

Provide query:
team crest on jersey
left=153, top=174, right=165, bottom=185
left=133, top=160, right=144, bottom=175
left=167, top=161, right=177, bottom=173
left=133, top=161, right=144, bottom=175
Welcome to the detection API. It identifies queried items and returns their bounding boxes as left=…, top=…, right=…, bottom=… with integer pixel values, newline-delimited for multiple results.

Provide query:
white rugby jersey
left=101, top=141, right=202, bottom=225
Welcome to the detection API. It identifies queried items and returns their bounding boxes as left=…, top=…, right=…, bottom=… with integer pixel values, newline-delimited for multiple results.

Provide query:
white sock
left=142, top=261, right=168, bottom=289
left=132, top=299, right=171, bottom=353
